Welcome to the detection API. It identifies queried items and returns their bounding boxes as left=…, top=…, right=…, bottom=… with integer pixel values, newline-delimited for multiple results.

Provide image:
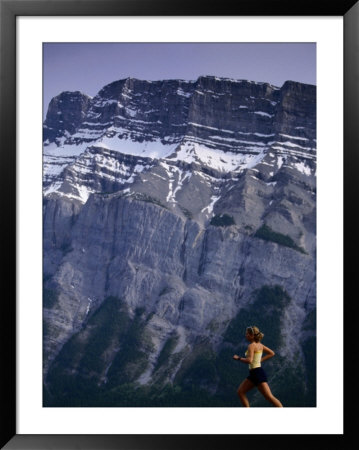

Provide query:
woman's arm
left=261, top=345, right=275, bottom=363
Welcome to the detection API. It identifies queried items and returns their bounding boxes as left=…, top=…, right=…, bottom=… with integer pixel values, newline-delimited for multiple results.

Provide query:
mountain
left=43, top=75, right=316, bottom=407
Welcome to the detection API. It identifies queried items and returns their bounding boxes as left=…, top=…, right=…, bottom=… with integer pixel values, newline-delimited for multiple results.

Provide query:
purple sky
left=43, top=43, right=316, bottom=117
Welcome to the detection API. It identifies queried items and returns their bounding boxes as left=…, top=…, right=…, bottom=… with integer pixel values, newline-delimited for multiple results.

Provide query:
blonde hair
left=246, top=326, right=264, bottom=342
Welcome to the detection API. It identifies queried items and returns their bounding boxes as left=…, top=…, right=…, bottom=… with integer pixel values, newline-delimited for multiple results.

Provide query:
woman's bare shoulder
left=262, top=344, right=274, bottom=353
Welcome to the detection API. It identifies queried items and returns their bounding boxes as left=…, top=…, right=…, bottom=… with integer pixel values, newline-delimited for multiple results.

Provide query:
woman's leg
left=237, top=378, right=255, bottom=407
left=257, top=382, right=283, bottom=407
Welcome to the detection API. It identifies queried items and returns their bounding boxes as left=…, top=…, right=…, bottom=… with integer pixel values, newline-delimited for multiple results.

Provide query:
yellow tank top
left=245, top=349, right=263, bottom=370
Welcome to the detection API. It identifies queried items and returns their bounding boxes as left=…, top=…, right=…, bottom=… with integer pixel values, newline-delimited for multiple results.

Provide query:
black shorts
left=247, top=367, right=268, bottom=386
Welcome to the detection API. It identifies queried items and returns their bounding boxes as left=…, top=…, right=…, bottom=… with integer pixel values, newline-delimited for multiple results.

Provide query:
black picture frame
left=1, top=0, right=357, bottom=448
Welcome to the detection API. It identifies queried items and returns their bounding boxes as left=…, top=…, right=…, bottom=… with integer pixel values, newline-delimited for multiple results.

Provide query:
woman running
left=233, top=326, right=283, bottom=407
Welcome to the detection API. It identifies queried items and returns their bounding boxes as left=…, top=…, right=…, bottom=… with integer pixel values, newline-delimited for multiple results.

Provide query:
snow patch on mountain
left=168, top=141, right=267, bottom=173
left=95, top=134, right=179, bottom=159
left=294, top=161, right=311, bottom=176
left=201, top=195, right=221, bottom=215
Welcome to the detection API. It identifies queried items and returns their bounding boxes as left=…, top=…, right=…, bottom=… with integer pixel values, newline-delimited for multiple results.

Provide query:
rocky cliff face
left=43, top=76, right=316, bottom=407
